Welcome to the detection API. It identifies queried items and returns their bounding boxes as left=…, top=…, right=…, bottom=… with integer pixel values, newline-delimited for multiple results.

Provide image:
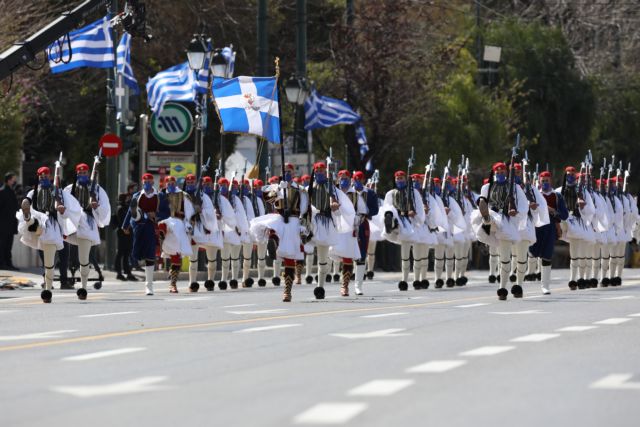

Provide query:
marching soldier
left=352, top=171, right=379, bottom=295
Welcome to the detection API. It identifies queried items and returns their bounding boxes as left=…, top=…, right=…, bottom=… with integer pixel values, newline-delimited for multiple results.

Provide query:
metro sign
left=150, top=103, right=194, bottom=146
left=99, top=133, right=123, bottom=157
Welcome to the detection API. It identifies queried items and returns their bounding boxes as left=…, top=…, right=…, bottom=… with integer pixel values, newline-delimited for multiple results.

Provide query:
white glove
left=279, top=181, right=289, bottom=190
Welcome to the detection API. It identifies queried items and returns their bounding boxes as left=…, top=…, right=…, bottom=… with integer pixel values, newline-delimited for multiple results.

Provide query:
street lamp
left=210, top=48, right=228, bottom=78
left=285, top=76, right=309, bottom=158
left=187, top=34, right=212, bottom=175
left=186, top=34, right=209, bottom=71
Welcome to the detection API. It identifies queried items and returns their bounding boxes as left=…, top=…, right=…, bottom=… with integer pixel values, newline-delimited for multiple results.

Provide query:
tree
left=0, top=91, right=23, bottom=178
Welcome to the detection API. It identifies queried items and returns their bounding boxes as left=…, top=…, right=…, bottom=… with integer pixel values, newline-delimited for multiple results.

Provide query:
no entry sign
left=99, top=133, right=123, bottom=157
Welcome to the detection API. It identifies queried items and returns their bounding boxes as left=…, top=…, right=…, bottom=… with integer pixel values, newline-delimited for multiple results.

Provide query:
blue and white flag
left=212, top=76, right=280, bottom=143
left=304, top=90, right=361, bottom=130
left=356, top=123, right=373, bottom=172
left=221, top=46, right=236, bottom=78
left=146, top=62, right=196, bottom=113
left=48, top=17, right=115, bottom=74
left=116, top=32, right=139, bottom=94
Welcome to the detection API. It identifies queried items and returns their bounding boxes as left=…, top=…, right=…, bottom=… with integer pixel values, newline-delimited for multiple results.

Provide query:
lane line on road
left=360, top=312, right=408, bottom=318
left=223, top=304, right=258, bottom=308
left=62, top=347, right=147, bottom=361
left=590, top=374, right=640, bottom=390
left=293, top=402, right=368, bottom=424
left=601, top=295, right=635, bottom=300
left=490, top=310, right=548, bottom=315
left=78, top=311, right=139, bottom=318
left=455, top=303, right=490, bottom=308
left=510, top=333, right=561, bottom=343
left=556, top=326, right=598, bottom=332
left=406, top=360, right=468, bottom=373
left=629, top=313, right=640, bottom=317
left=331, top=329, right=410, bottom=339
left=0, top=330, right=77, bottom=341
left=233, top=324, right=302, bottom=333
left=0, top=310, right=18, bottom=314
left=594, top=318, right=632, bottom=325
left=51, top=376, right=169, bottom=397
left=459, top=346, right=516, bottom=356
left=165, top=296, right=213, bottom=302
left=347, top=379, right=414, bottom=396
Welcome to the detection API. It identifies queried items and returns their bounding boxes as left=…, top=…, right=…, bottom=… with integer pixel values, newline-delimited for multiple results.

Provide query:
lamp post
left=187, top=34, right=212, bottom=176
left=211, top=47, right=232, bottom=176
left=285, top=75, right=309, bottom=170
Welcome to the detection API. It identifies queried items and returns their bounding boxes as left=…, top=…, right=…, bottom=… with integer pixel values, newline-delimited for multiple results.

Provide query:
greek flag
left=146, top=62, right=196, bottom=113
left=221, top=46, right=236, bottom=78
left=48, top=17, right=115, bottom=74
left=116, top=32, right=139, bottom=94
left=212, top=76, right=280, bottom=143
left=304, top=90, right=361, bottom=130
left=356, top=123, right=373, bottom=172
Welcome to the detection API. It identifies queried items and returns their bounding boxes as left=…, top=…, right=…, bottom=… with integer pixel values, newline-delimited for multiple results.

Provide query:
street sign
left=150, top=102, right=194, bottom=146
left=99, top=133, right=123, bottom=157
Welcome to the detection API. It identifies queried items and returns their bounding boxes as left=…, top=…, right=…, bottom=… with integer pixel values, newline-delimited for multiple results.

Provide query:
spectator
left=114, top=189, right=137, bottom=281
left=0, top=172, right=19, bottom=270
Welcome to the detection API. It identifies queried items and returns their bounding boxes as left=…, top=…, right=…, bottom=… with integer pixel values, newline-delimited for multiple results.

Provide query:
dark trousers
left=116, top=233, right=132, bottom=275
left=0, top=231, right=15, bottom=267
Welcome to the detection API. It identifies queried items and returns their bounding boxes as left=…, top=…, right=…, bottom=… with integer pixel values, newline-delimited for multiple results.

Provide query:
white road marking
left=406, top=360, right=468, bottom=373
left=556, top=326, right=598, bottom=332
left=524, top=295, right=545, bottom=299
left=331, top=329, right=411, bottom=339
left=166, top=296, right=212, bottom=302
left=62, top=347, right=146, bottom=361
left=223, top=303, right=258, bottom=308
left=590, top=374, right=640, bottom=390
left=52, top=376, right=169, bottom=397
left=293, top=402, right=368, bottom=424
left=455, top=303, right=490, bottom=308
left=601, top=295, right=635, bottom=300
left=347, top=379, right=414, bottom=396
left=360, top=312, right=408, bottom=318
left=227, top=309, right=289, bottom=315
left=594, top=318, right=632, bottom=325
left=234, top=324, right=302, bottom=333
left=629, top=313, right=640, bottom=317
left=78, top=311, right=139, bottom=318
left=490, top=310, right=548, bottom=315
left=510, top=333, right=561, bottom=343
left=459, top=346, right=516, bottom=356
left=0, top=329, right=77, bottom=341
left=0, top=310, right=18, bottom=314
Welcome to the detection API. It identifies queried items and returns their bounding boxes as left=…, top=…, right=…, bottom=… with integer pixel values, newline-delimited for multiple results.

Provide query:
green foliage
left=0, top=94, right=23, bottom=178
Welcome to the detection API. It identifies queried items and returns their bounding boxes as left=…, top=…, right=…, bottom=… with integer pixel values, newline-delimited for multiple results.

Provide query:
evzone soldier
left=381, top=170, right=425, bottom=291
left=439, top=175, right=466, bottom=288
left=429, top=177, right=454, bottom=289
left=245, top=179, right=269, bottom=287
left=308, top=161, right=353, bottom=299
left=65, top=161, right=111, bottom=299
left=328, top=170, right=365, bottom=297
left=17, top=163, right=81, bottom=303
left=123, top=173, right=160, bottom=295
left=184, top=173, right=222, bottom=292
left=265, top=175, right=283, bottom=285
left=606, top=173, right=632, bottom=286
left=365, top=173, right=382, bottom=279
left=202, top=175, right=236, bottom=290
left=351, top=171, right=379, bottom=295
left=588, top=177, right=612, bottom=287
left=250, top=165, right=309, bottom=301
left=528, top=170, right=567, bottom=294
left=298, top=174, right=316, bottom=285
left=474, top=161, right=529, bottom=300
left=456, top=175, right=478, bottom=284
left=411, top=172, right=442, bottom=290
left=218, top=177, right=248, bottom=289
left=156, top=175, right=193, bottom=294
left=558, top=166, right=595, bottom=290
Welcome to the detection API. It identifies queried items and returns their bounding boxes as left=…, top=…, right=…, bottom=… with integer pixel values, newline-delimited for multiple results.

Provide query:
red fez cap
left=338, top=170, right=351, bottom=178
left=595, top=179, right=601, bottom=186
left=513, top=163, right=522, bottom=171
left=253, top=179, right=264, bottom=186
left=285, top=162, right=295, bottom=171
left=75, top=163, right=89, bottom=173
left=410, top=173, right=421, bottom=180
left=433, top=177, right=442, bottom=185
left=232, top=179, right=239, bottom=185
left=185, top=173, right=196, bottom=180
left=268, top=176, right=280, bottom=184
left=202, top=176, right=213, bottom=183
left=609, top=176, right=618, bottom=183
left=353, top=171, right=365, bottom=181
left=243, top=179, right=250, bottom=185
left=394, top=171, right=406, bottom=178
left=564, top=166, right=576, bottom=173
left=142, top=173, right=154, bottom=180
left=218, top=178, right=229, bottom=186
left=492, top=162, right=507, bottom=172
left=313, top=162, right=326, bottom=171
left=483, top=178, right=490, bottom=185
left=37, top=166, right=51, bottom=176
left=539, top=171, right=552, bottom=178
left=301, top=174, right=311, bottom=181
left=293, top=177, right=301, bottom=183
left=451, top=178, right=459, bottom=185
left=165, top=175, right=176, bottom=182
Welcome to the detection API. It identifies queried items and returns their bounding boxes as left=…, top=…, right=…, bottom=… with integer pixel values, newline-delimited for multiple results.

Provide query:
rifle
left=623, top=162, right=631, bottom=195
left=53, top=151, right=64, bottom=208
left=192, top=156, right=211, bottom=225
left=441, top=159, right=451, bottom=208
left=326, top=147, right=336, bottom=207
left=370, top=169, right=379, bottom=192
left=507, top=134, right=521, bottom=214
left=406, top=146, right=415, bottom=216
left=522, top=150, right=536, bottom=203
left=212, top=159, right=222, bottom=214
left=456, top=155, right=465, bottom=214
left=266, top=154, right=272, bottom=181
left=89, top=148, right=102, bottom=202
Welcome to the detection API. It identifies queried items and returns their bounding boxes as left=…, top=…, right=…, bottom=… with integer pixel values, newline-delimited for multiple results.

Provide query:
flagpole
left=275, top=57, right=289, bottom=223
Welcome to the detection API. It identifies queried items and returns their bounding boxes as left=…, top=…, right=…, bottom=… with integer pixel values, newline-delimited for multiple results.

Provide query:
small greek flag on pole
left=304, top=90, right=361, bottom=130
left=48, top=17, right=115, bottom=74
left=146, top=62, right=196, bottom=113
left=116, top=32, right=139, bottom=94
left=212, top=76, right=280, bottom=144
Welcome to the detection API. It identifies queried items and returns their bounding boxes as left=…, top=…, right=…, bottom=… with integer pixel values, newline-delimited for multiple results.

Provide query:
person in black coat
left=0, top=172, right=19, bottom=270
left=114, top=191, right=137, bottom=281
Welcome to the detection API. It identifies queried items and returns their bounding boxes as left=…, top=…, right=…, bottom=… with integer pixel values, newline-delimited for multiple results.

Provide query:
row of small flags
left=45, top=15, right=369, bottom=167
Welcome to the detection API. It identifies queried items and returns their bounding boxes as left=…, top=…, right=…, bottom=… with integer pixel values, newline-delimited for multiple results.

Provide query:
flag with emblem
left=212, top=76, right=280, bottom=143
left=48, top=16, right=115, bottom=74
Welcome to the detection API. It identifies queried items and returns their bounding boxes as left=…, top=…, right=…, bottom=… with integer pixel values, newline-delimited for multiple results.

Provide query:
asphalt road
left=1, top=268, right=639, bottom=427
